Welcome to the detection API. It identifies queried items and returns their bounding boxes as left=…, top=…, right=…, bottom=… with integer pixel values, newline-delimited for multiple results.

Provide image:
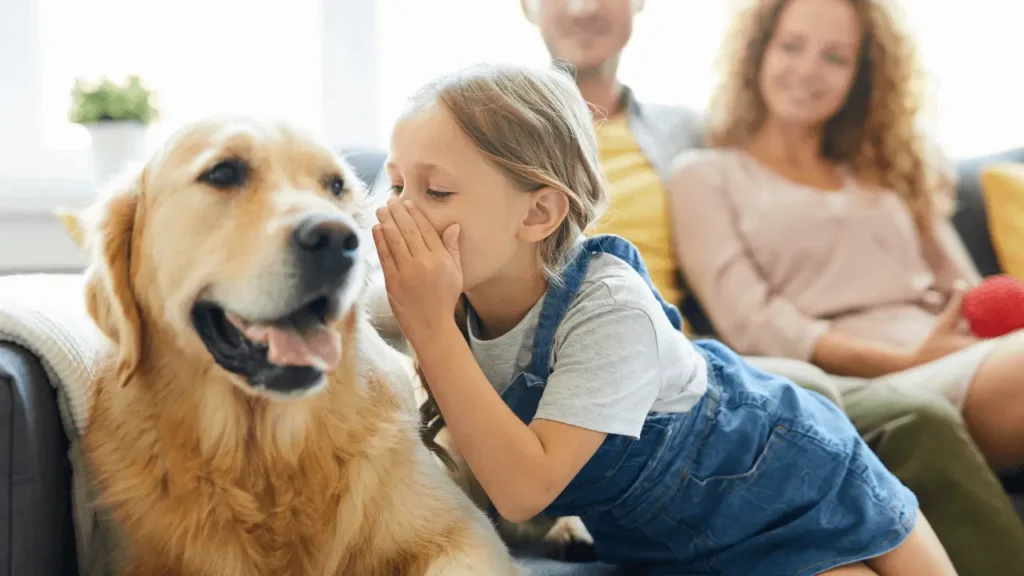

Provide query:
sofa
left=1, top=147, right=1021, bottom=575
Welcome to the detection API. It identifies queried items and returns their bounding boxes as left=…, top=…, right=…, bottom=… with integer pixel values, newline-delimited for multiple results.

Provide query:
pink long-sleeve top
left=668, top=148, right=980, bottom=361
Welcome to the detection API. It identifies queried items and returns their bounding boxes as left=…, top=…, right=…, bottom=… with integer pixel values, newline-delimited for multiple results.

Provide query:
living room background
left=0, top=0, right=1021, bottom=272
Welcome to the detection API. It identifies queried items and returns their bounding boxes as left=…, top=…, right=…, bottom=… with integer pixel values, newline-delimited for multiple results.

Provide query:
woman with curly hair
left=670, top=0, right=1024, bottom=570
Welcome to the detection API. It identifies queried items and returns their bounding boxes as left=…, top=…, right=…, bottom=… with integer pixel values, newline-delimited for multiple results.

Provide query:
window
left=373, top=0, right=1021, bottom=158
left=618, top=1, right=732, bottom=111
left=374, top=0, right=548, bottom=145
left=2, top=0, right=1021, bottom=191
left=899, top=0, right=1024, bottom=157
left=36, top=0, right=324, bottom=153
left=373, top=0, right=732, bottom=145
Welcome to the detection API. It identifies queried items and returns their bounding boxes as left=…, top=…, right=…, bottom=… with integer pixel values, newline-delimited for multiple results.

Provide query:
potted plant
left=68, top=74, right=158, bottom=182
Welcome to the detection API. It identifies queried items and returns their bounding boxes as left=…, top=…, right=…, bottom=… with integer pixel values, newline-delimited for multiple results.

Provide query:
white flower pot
left=85, top=121, right=148, bottom=184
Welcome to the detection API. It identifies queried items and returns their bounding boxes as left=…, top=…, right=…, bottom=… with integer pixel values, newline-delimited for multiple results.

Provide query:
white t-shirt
left=468, top=252, right=708, bottom=439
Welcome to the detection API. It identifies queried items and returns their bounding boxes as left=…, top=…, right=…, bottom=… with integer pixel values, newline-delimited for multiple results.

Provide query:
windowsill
left=0, top=177, right=96, bottom=216
left=0, top=178, right=91, bottom=272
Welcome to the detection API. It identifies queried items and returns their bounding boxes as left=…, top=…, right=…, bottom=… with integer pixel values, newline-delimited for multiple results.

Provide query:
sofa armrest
left=0, top=342, right=78, bottom=576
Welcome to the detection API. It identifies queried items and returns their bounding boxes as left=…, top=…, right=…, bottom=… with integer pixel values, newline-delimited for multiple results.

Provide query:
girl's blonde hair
left=708, top=0, right=954, bottom=233
left=403, top=62, right=608, bottom=466
left=406, top=61, right=608, bottom=280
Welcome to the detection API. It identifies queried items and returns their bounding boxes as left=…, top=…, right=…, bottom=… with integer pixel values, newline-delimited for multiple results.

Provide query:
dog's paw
left=542, top=516, right=593, bottom=546
left=540, top=516, right=596, bottom=562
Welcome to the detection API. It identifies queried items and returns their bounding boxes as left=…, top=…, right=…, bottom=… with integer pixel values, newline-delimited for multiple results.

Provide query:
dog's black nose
left=291, top=214, right=360, bottom=293
left=292, top=214, right=360, bottom=255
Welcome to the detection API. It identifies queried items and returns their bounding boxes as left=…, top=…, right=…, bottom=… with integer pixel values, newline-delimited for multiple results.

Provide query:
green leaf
left=68, top=74, right=159, bottom=124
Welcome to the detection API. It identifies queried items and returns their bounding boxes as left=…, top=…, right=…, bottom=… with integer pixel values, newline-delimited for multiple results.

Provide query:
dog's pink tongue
left=228, top=312, right=342, bottom=372
left=263, top=325, right=341, bottom=371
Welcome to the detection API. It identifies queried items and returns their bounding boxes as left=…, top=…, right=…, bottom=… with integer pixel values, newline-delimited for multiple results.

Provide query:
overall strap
left=526, top=243, right=594, bottom=378
left=584, top=234, right=684, bottom=331
left=525, top=234, right=683, bottom=379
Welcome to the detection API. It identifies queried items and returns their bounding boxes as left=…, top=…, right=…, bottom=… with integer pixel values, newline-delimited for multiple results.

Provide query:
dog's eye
left=199, top=160, right=248, bottom=189
left=326, top=175, right=346, bottom=198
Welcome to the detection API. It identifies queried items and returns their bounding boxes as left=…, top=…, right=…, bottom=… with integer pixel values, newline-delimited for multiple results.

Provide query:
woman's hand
left=372, top=197, right=462, bottom=346
left=909, top=289, right=979, bottom=367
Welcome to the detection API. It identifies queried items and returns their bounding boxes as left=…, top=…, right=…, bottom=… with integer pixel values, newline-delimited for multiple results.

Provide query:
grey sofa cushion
left=0, top=342, right=79, bottom=576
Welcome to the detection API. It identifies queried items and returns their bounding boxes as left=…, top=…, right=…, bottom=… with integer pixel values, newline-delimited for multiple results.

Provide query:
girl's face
left=758, top=0, right=862, bottom=130
left=385, top=103, right=537, bottom=292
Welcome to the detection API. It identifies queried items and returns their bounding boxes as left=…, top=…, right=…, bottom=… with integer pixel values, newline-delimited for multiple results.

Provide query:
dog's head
left=68, top=117, right=371, bottom=399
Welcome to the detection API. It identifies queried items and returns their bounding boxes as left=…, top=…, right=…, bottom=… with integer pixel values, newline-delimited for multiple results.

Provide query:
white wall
left=0, top=0, right=84, bottom=272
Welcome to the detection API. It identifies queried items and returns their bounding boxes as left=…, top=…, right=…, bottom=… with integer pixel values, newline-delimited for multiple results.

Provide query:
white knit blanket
left=0, top=273, right=115, bottom=576
left=0, top=274, right=100, bottom=428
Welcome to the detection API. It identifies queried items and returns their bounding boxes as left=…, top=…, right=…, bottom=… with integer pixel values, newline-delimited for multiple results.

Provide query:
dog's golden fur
left=67, top=117, right=518, bottom=575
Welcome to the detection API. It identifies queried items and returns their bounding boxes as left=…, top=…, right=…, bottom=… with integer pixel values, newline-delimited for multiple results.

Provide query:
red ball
left=961, top=275, right=1024, bottom=338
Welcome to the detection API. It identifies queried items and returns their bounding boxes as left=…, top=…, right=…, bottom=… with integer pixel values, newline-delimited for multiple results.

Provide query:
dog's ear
left=55, top=209, right=86, bottom=248
left=82, top=168, right=146, bottom=387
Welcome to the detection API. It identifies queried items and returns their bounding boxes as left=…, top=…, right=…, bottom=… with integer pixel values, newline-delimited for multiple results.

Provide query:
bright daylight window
left=36, top=0, right=323, bottom=153
left=22, top=0, right=1024, bottom=183
left=899, top=0, right=1024, bottom=158
left=374, top=0, right=732, bottom=145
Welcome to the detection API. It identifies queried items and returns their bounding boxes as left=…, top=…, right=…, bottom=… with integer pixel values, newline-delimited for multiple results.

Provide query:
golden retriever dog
left=66, top=117, right=519, bottom=576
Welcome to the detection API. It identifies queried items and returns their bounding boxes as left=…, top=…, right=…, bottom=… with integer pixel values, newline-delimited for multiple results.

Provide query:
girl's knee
left=866, top=513, right=957, bottom=575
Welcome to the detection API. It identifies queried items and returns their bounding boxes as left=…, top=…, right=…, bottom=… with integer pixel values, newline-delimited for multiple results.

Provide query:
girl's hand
left=372, top=198, right=462, bottom=344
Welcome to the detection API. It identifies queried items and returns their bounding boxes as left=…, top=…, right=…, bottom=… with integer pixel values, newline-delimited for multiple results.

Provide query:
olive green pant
left=750, top=357, right=1024, bottom=575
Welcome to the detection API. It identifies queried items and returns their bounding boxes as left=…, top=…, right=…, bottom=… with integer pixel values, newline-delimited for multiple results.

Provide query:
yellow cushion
left=980, top=162, right=1024, bottom=281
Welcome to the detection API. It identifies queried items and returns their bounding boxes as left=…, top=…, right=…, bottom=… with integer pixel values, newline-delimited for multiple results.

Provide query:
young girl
left=371, top=62, right=956, bottom=575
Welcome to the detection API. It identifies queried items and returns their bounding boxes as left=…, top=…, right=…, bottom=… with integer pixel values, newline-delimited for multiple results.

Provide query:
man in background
left=521, top=0, right=1024, bottom=572
left=524, top=0, right=700, bottom=311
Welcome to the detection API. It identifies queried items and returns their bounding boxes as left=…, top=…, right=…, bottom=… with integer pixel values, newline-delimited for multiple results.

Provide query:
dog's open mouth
left=226, top=295, right=342, bottom=370
left=191, top=293, right=343, bottom=394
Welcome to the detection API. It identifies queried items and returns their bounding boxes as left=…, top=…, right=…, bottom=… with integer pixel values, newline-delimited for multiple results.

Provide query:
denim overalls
left=498, top=235, right=918, bottom=575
